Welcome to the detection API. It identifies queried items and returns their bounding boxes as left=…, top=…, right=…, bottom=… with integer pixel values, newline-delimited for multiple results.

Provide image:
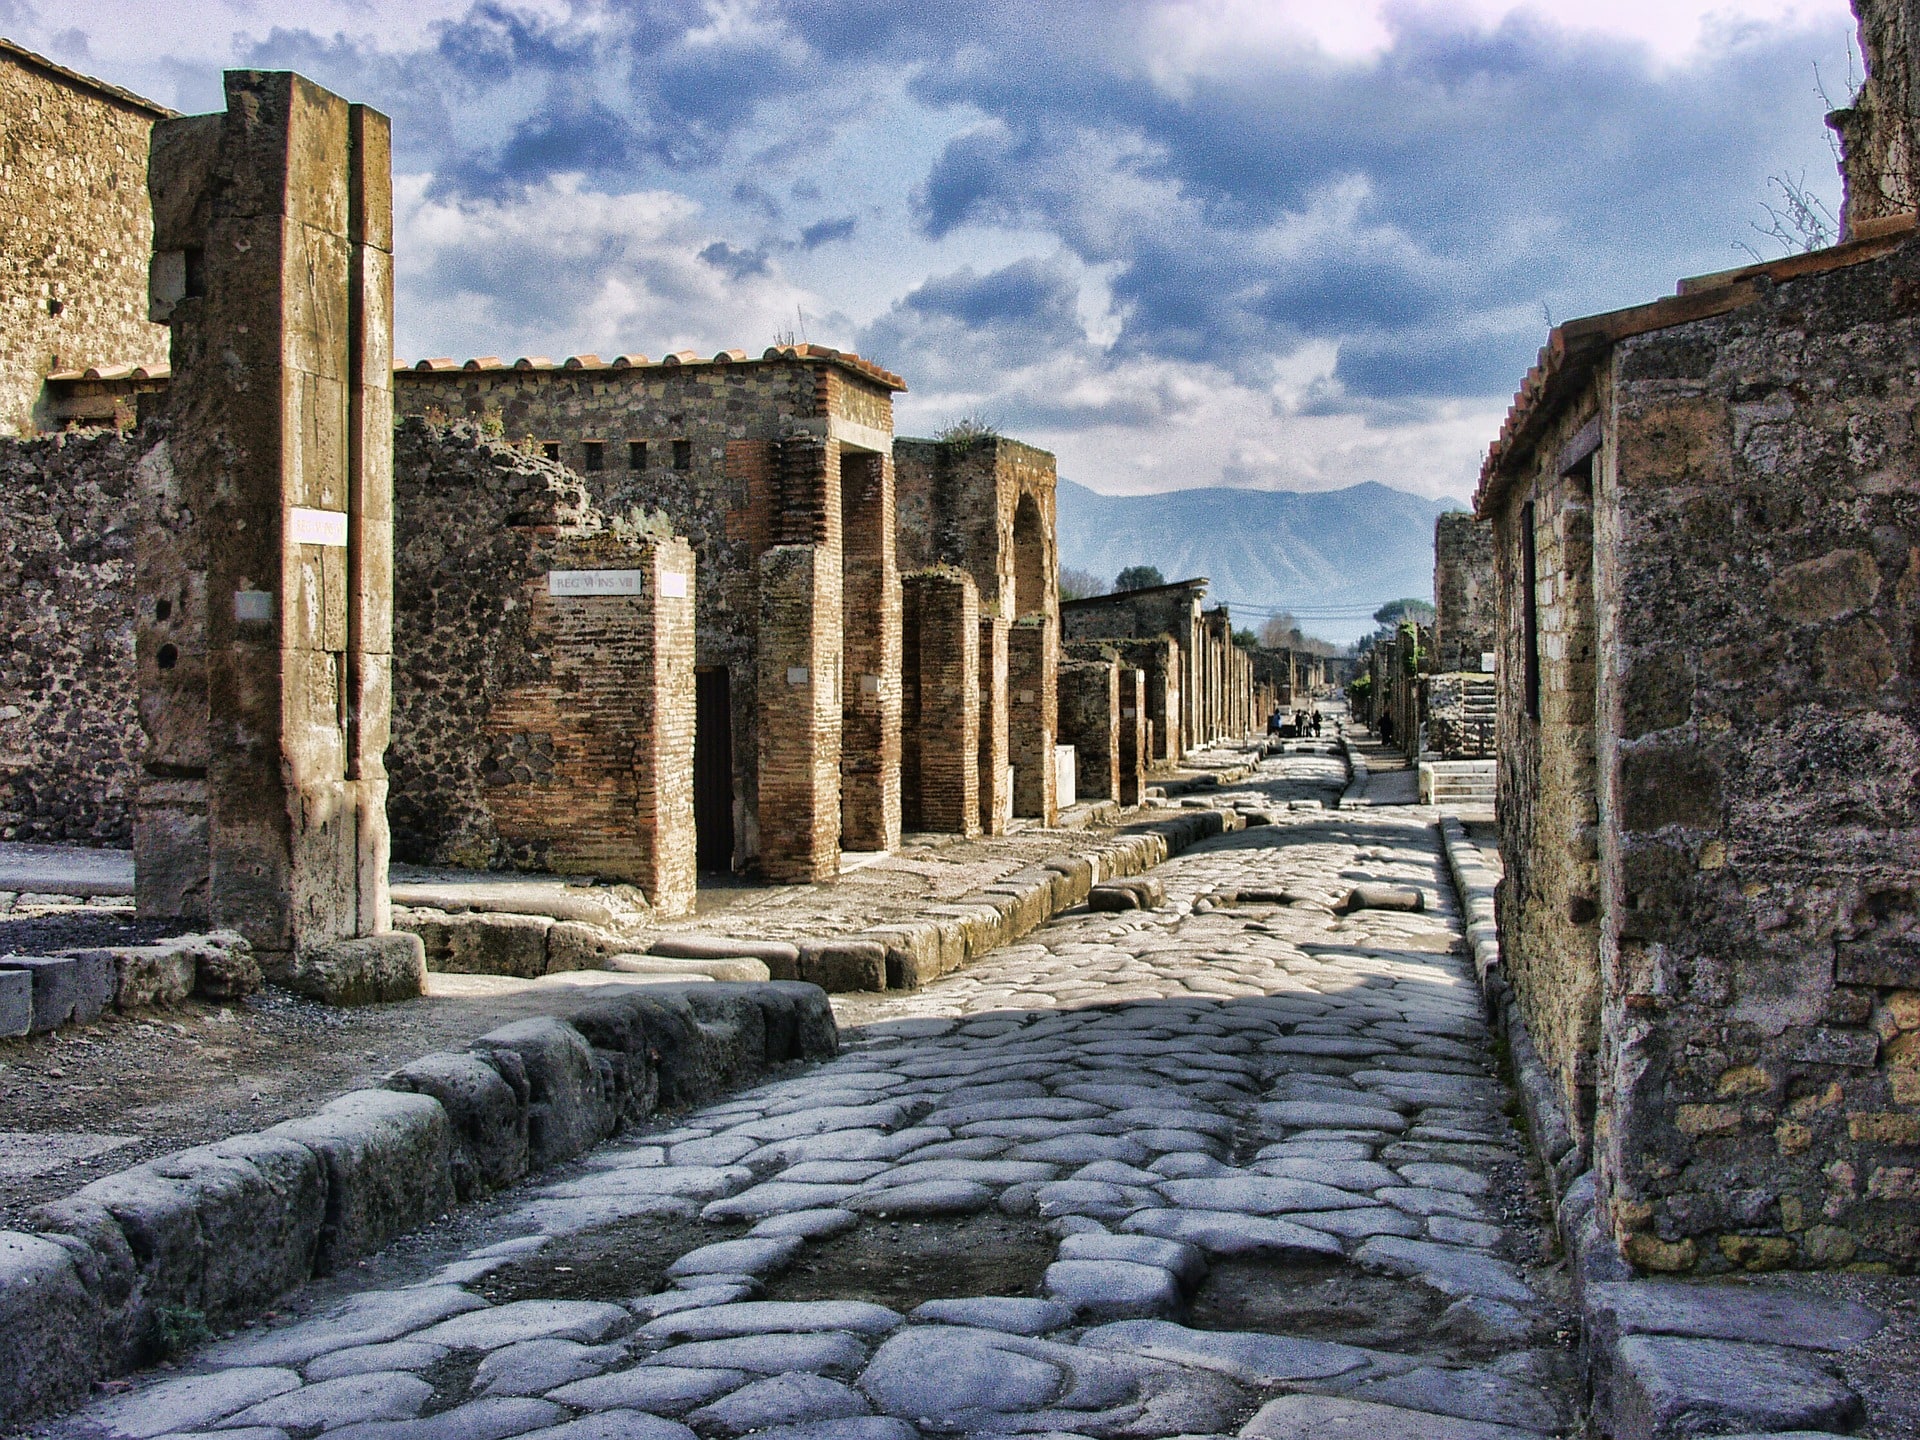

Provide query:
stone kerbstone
left=650, top=934, right=802, bottom=980
left=183, top=932, right=263, bottom=999
left=287, top=934, right=426, bottom=1006
left=6, top=953, right=115, bottom=1030
left=0, top=1231, right=101, bottom=1427
left=1585, top=1280, right=1884, bottom=1352
left=384, top=1051, right=529, bottom=1199
left=468, top=1017, right=614, bottom=1167
left=1606, top=1336, right=1862, bottom=1440
left=268, top=1090, right=455, bottom=1274
left=0, top=967, right=31, bottom=1037
left=1243, top=1393, right=1536, bottom=1439
left=70, top=944, right=195, bottom=1009
left=561, top=997, right=661, bottom=1126
left=796, top=939, right=886, bottom=993
left=403, top=911, right=552, bottom=978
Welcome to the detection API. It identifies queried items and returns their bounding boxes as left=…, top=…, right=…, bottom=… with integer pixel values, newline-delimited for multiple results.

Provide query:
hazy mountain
left=1055, top=479, right=1469, bottom=645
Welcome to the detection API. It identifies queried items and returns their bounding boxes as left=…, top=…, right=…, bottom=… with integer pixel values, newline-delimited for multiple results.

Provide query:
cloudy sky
left=6, top=0, right=1858, bottom=500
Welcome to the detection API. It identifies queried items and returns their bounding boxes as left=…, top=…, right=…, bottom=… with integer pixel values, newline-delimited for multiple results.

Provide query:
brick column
left=838, top=447, right=900, bottom=853
left=978, top=614, right=1010, bottom=834
left=1057, top=658, right=1120, bottom=803
left=1119, top=667, right=1146, bottom=804
left=1009, top=617, right=1057, bottom=823
left=902, top=569, right=980, bottom=835
left=141, top=71, right=413, bottom=992
left=757, top=542, right=841, bottom=883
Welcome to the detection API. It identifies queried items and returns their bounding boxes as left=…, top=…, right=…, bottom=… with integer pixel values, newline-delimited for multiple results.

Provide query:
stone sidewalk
left=36, top=750, right=1595, bottom=1440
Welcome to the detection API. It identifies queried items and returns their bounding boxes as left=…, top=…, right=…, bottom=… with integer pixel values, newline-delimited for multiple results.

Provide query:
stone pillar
left=838, top=447, right=901, bottom=853
left=139, top=71, right=418, bottom=999
left=1119, top=667, right=1147, bottom=804
left=978, top=614, right=1010, bottom=834
left=1009, top=617, right=1057, bottom=823
left=902, top=569, right=980, bottom=835
left=758, top=543, right=841, bottom=882
left=1057, top=657, right=1120, bottom=803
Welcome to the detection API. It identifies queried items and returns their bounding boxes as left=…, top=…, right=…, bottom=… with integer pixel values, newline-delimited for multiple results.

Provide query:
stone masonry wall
left=1594, top=240, right=1920, bottom=1273
left=1492, top=389, right=1604, bottom=1161
left=901, top=567, right=980, bottom=835
left=388, top=420, right=696, bottom=912
left=0, top=42, right=171, bottom=436
left=1434, top=510, right=1496, bottom=674
left=0, top=428, right=144, bottom=843
left=1062, top=583, right=1204, bottom=754
left=1832, top=0, right=1919, bottom=233
left=1009, top=618, right=1057, bottom=823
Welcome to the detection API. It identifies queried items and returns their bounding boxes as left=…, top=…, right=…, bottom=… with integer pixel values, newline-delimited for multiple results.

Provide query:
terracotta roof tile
left=563, top=354, right=604, bottom=369
left=393, top=342, right=905, bottom=391
left=512, top=356, right=555, bottom=370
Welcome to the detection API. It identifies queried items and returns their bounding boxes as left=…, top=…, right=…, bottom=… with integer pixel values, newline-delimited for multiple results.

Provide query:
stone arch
left=1012, top=491, right=1050, bottom=621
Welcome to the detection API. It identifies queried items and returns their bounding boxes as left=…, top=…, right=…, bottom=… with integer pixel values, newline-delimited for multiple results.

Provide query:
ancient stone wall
left=1592, top=241, right=1920, bottom=1272
left=1009, top=617, right=1058, bottom=823
left=901, top=567, right=980, bottom=835
left=1434, top=511, right=1496, bottom=674
left=1490, top=392, right=1605, bottom=1160
left=388, top=420, right=695, bottom=911
left=1058, top=651, right=1120, bottom=803
left=1109, top=637, right=1180, bottom=764
left=1062, top=581, right=1204, bottom=753
left=1424, top=671, right=1497, bottom=759
left=0, top=429, right=144, bottom=844
left=1117, top=664, right=1147, bottom=804
left=0, top=40, right=171, bottom=436
left=1833, top=0, right=1920, bottom=233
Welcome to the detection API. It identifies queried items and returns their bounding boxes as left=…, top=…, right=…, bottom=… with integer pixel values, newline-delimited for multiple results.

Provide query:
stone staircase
left=1419, top=757, right=1497, bottom=808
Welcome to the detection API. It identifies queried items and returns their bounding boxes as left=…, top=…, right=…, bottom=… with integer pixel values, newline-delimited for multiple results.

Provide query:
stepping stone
left=666, top=1236, right=803, bottom=1279
left=414, top=1300, right=630, bottom=1349
left=1080, top=1319, right=1371, bottom=1384
left=229, top=1373, right=434, bottom=1430
left=640, top=1300, right=903, bottom=1342
left=1043, top=1259, right=1183, bottom=1320
left=547, top=1365, right=746, bottom=1413
left=909, top=1297, right=1076, bottom=1335
left=1122, top=1208, right=1344, bottom=1259
left=1243, top=1392, right=1541, bottom=1438
left=689, top=1373, right=870, bottom=1432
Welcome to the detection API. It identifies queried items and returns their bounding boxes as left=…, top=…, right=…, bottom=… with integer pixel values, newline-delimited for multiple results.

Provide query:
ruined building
left=894, top=435, right=1058, bottom=829
left=1479, top=44, right=1920, bottom=1265
left=1425, top=512, right=1497, bottom=762
left=392, top=349, right=904, bottom=884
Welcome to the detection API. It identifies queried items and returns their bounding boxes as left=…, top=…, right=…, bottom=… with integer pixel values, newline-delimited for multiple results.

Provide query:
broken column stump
left=137, top=70, right=421, bottom=1002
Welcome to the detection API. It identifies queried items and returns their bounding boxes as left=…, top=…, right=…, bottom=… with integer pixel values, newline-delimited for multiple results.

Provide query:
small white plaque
left=1481, top=652, right=1497, bottom=673
left=234, top=589, right=274, bottom=622
left=1018, top=689, right=1035, bottom=704
left=860, top=673, right=880, bottom=695
left=1122, top=707, right=1137, bottom=719
left=659, top=570, right=688, bottom=599
left=549, top=569, right=646, bottom=597
left=787, top=666, right=810, bottom=686
left=290, top=506, right=348, bottom=547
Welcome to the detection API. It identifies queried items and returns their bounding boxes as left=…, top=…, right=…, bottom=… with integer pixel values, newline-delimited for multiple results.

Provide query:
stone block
left=545, top=921, right=620, bottom=973
left=286, top=933, right=426, bottom=1005
left=404, top=910, right=552, bottom=977
left=561, top=998, right=661, bottom=1126
left=766, top=981, right=839, bottom=1059
left=268, top=1090, right=454, bottom=1274
left=626, top=989, right=720, bottom=1108
left=0, top=967, right=31, bottom=1037
left=5, top=954, right=116, bottom=1031
left=1605, top=1335, right=1861, bottom=1440
left=0, top=1231, right=100, bottom=1429
left=1041, top=854, right=1093, bottom=905
left=683, top=986, right=771, bottom=1088
left=796, top=939, right=886, bottom=992
left=385, top=1050, right=530, bottom=1199
left=80, top=945, right=196, bottom=1009
left=650, top=934, right=801, bottom=980
left=183, top=932, right=262, bottom=999
left=1584, top=1281, right=1883, bottom=1352
left=868, top=922, right=944, bottom=989
left=468, top=1018, right=615, bottom=1168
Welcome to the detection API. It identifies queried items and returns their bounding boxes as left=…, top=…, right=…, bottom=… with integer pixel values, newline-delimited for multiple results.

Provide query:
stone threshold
left=1437, top=814, right=1886, bottom=1440
left=0, top=979, right=840, bottom=1430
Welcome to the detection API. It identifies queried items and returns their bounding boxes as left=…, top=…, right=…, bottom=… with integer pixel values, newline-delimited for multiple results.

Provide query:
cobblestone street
left=46, top=749, right=1579, bottom=1440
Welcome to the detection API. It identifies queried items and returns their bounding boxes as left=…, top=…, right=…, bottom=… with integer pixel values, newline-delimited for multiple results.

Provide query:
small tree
left=1059, top=566, right=1109, bottom=602
left=1114, top=564, right=1165, bottom=592
left=1373, top=598, right=1434, bottom=628
left=1232, top=627, right=1258, bottom=650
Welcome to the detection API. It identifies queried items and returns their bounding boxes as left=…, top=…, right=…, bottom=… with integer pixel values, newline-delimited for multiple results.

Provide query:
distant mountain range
left=1054, top=478, right=1469, bottom=645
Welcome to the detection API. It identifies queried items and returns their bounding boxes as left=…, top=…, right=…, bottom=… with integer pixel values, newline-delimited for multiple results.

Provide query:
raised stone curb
left=0, top=932, right=263, bottom=1034
left=1336, top=738, right=1368, bottom=809
left=1434, top=814, right=1880, bottom=1440
left=0, top=979, right=839, bottom=1430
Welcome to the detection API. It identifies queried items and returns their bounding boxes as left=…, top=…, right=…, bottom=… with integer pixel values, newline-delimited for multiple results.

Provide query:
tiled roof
left=45, top=364, right=171, bottom=382
left=1475, top=212, right=1918, bottom=517
left=397, top=343, right=905, bottom=391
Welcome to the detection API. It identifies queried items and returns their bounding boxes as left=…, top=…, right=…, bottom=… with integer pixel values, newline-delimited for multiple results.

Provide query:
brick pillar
left=1119, top=667, right=1146, bottom=805
left=1009, top=617, right=1057, bottom=823
left=902, top=570, right=979, bottom=835
left=757, top=543, right=841, bottom=883
left=978, top=614, right=1010, bottom=834
left=1057, top=659, right=1119, bottom=803
left=838, top=447, right=900, bottom=853
left=140, top=71, right=411, bottom=991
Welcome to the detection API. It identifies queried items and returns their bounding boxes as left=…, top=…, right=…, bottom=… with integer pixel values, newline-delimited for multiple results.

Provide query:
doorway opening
left=694, top=666, right=734, bottom=871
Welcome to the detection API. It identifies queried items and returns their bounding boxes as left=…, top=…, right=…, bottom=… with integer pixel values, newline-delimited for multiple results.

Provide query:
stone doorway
left=694, top=665, right=734, bottom=871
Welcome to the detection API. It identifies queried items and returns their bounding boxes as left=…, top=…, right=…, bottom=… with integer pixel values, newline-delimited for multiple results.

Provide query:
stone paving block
left=7, top=953, right=115, bottom=1030
left=228, top=1372, right=435, bottom=1430
left=1355, top=1235, right=1536, bottom=1304
left=746, top=1420, right=917, bottom=1440
left=1043, top=1257, right=1184, bottom=1319
left=414, top=1300, right=629, bottom=1349
left=323, top=1395, right=567, bottom=1440
left=511, top=1412, right=695, bottom=1440
left=1345, top=1363, right=1567, bottom=1431
left=687, top=1372, right=871, bottom=1432
left=305, top=1341, right=450, bottom=1381
left=1058, top=1229, right=1207, bottom=1288
left=1584, top=1280, right=1884, bottom=1352
left=909, top=1296, right=1076, bottom=1333
left=640, top=1300, right=903, bottom=1342
left=1121, top=1207, right=1346, bottom=1259
left=643, top=1331, right=869, bottom=1375
left=86, top=1368, right=303, bottom=1439
left=665, top=1235, right=803, bottom=1279
left=468, top=1338, right=619, bottom=1395
left=1242, top=1392, right=1542, bottom=1439
left=1605, top=1336, right=1862, bottom=1440
left=547, top=1364, right=746, bottom=1413
left=1079, top=1318, right=1371, bottom=1383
